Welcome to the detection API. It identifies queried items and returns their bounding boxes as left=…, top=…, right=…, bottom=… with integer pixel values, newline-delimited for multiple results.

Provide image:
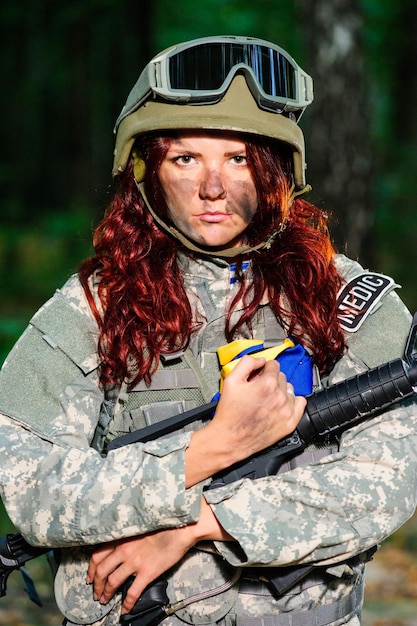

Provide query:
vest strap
left=263, top=307, right=287, bottom=348
left=237, top=578, right=363, bottom=626
left=140, top=400, right=198, bottom=427
left=131, top=368, right=201, bottom=391
left=91, top=384, right=121, bottom=452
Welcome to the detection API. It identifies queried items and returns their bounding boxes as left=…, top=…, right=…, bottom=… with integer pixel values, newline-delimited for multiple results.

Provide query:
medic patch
left=337, top=272, right=396, bottom=333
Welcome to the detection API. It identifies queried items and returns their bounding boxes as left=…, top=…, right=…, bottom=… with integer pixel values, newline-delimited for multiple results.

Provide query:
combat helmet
left=112, top=35, right=313, bottom=191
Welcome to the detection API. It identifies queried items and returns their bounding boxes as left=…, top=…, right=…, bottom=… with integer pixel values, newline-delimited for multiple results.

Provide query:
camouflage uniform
left=0, top=252, right=416, bottom=626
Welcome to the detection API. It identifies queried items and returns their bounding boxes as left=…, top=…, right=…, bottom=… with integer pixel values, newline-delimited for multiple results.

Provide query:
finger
left=87, top=547, right=114, bottom=584
left=99, top=563, right=135, bottom=605
left=285, top=383, right=307, bottom=424
left=286, top=383, right=295, bottom=397
left=232, top=354, right=267, bottom=382
left=294, top=395, right=307, bottom=418
left=121, top=575, right=149, bottom=615
left=257, top=357, right=280, bottom=374
left=92, top=553, right=126, bottom=600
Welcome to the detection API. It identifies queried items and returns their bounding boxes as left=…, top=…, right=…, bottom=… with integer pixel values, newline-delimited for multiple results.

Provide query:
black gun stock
left=2, top=342, right=417, bottom=623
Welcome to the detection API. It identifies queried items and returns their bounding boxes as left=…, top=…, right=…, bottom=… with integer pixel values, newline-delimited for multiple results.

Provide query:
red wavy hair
left=79, top=132, right=345, bottom=388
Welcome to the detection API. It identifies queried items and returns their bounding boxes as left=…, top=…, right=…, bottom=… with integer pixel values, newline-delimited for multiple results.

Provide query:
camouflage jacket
left=0, top=253, right=416, bottom=626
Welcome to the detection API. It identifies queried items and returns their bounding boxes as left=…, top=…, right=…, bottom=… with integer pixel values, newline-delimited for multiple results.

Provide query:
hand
left=88, top=529, right=189, bottom=614
left=216, top=355, right=305, bottom=458
left=186, top=355, right=306, bottom=485
left=87, top=500, right=229, bottom=614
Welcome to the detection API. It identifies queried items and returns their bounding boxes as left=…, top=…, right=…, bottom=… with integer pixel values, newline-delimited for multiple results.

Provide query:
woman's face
left=158, top=133, right=258, bottom=249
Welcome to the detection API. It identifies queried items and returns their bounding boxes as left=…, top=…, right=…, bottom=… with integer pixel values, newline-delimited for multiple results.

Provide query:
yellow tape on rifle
left=218, top=338, right=295, bottom=391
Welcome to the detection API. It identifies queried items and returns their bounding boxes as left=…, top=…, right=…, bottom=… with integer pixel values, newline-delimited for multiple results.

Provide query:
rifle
left=1, top=313, right=417, bottom=625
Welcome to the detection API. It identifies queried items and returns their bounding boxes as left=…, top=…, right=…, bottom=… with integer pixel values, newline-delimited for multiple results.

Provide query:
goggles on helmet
left=115, top=36, right=313, bottom=129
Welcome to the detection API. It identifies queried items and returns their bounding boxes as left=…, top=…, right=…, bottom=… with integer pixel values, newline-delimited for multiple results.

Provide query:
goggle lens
left=168, top=42, right=296, bottom=101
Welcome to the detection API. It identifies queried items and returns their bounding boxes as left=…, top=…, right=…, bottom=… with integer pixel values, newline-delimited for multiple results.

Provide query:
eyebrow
left=168, top=145, right=202, bottom=157
left=168, top=142, right=246, bottom=158
left=224, top=150, right=247, bottom=157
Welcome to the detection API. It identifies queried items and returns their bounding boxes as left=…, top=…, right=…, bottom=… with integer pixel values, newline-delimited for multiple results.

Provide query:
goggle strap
left=289, top=182, right=312, bottom=204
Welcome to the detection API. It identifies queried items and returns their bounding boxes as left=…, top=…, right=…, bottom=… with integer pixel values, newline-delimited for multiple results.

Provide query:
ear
left=132, top=150, right=146, bottom=183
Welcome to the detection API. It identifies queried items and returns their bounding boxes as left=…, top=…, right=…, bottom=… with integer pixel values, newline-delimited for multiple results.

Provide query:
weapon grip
left=208, top=433, right=304, bottom=489
left=119, top=577, right=169, bottom=626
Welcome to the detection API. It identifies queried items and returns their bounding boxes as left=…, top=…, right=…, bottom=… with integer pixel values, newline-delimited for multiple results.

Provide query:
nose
left=199, top=168, right=227, bottom=200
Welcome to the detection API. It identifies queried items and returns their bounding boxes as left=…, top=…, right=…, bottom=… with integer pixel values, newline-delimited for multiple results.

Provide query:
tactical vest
left=92, top=304, right=326, bottom=462
left=93, top=254, right=402, bottom=458
left=0, top=254, right=405, bottom=626
left=86, top=256, right=402, bottom=626
left=90, top=298, right=350, bottom=625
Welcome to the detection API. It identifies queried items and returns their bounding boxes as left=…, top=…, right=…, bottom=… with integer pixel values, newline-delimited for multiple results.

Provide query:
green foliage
left=0, top=499, right=14, bottom=535
left=0, top=199, right=94, bottom=364
left=154, top=0, right=300, bottom=56
left=360, top=0, right=417, bottom=311
left=0, top=0, right=307, bottom=365
left=360, top=0, right=404, bottom=142
left=0, top=0, right=415, bottom=346
left=155, top=0, right=249, bottom=41
left=0, top=1, right=416, bottom=341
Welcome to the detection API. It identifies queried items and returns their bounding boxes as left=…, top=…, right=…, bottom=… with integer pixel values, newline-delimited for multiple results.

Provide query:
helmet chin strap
left=137, top=181, right=311, bottom=258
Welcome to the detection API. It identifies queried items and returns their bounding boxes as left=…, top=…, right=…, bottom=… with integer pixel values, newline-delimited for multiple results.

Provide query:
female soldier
left=0, top=36, right=416, bottom=626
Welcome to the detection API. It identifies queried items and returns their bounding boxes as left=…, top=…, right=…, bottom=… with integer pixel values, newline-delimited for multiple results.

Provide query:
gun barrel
left=298, top=358, right=417, bottom=443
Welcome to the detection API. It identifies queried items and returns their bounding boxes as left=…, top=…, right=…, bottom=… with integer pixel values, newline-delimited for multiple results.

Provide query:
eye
left=173, top=154, right=195, bottom=165
left=231, top=155, right=247, bottom=165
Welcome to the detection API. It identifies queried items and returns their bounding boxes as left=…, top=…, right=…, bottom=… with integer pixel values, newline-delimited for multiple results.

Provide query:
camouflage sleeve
left=205, top=289, right=417, bottom=569
left=0, top=276, right=203, bottom=547
left=206, top=399, right=417, bottom=568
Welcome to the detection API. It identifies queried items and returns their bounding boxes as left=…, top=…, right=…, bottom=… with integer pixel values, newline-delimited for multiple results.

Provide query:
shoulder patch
left=337, top=272, right=396, bottom=333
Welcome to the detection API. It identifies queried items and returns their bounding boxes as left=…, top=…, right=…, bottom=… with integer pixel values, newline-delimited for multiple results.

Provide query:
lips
left=198, top=212, right=231, bottom=223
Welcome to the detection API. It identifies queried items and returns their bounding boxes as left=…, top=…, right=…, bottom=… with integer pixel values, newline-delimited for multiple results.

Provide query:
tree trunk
left=295, top=0, right=373, bottom=264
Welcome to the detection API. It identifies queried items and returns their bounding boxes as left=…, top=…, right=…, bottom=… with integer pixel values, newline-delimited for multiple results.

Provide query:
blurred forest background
left=2, top=0, right=417, bottom=355
left=1, top=0, right=417, bottom=624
